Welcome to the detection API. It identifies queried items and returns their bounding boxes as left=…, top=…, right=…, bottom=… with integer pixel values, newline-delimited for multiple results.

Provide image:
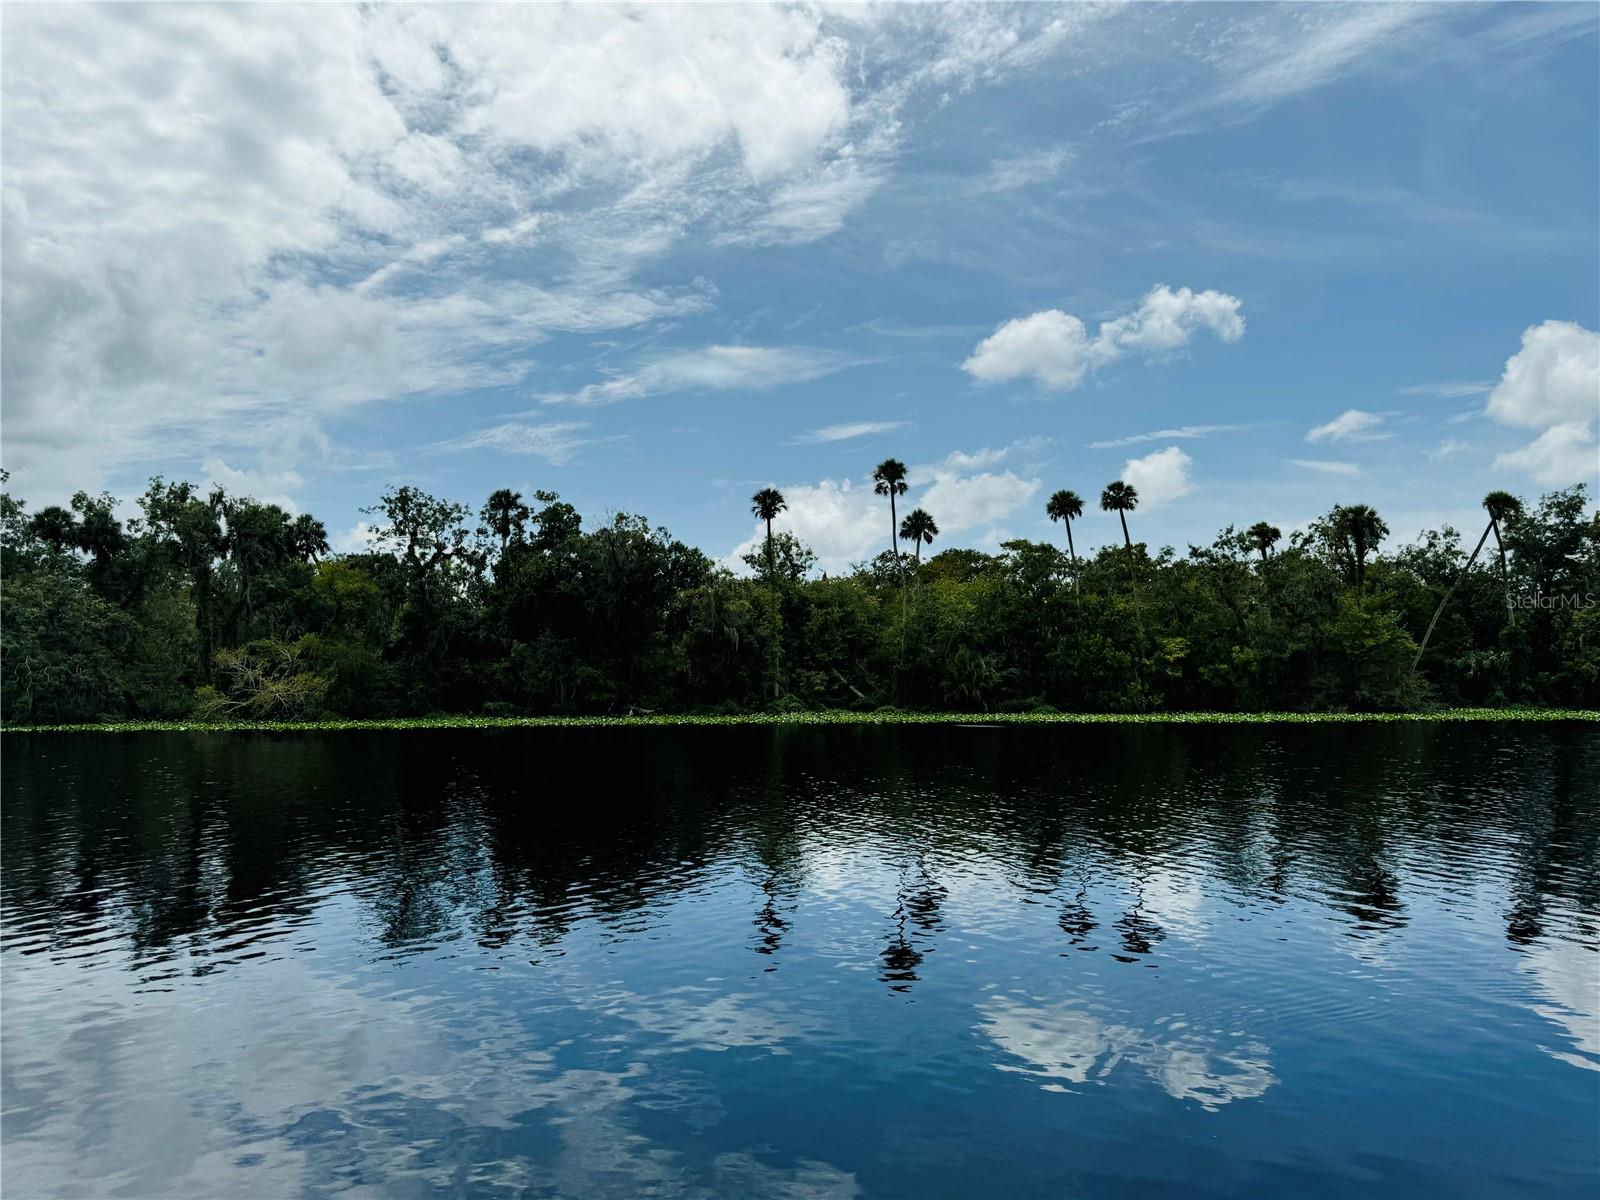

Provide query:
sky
left=3, top=2, right=1597, bottom=572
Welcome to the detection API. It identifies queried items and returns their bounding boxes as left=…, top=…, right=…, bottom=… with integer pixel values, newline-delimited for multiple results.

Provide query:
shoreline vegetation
left=3, top=470, right=1597, bottom=726
left=5, top=707, right=1597, bottom=735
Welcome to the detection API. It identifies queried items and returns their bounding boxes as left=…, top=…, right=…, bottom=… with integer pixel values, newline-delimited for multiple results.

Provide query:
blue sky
left=3, top=3, right=1596, bottom=571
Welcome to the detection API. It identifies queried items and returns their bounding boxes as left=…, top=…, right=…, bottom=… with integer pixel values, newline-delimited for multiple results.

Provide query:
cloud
left=979, top=997, right=1275, bottom=1111
left=1493, top=423, right=1597, bottom=486
left=1483, top=321, right=1599, bottom=486
left=1305, top=409, right=1389, bottom=443
left=1202, top=4, right=1438, bottom=114
left=723, top=160, right=887, bottom=246
left=1087, top=424, right=1250, bottom=450
left=433, top=421, right=598, bottom=465
left=938, top=438, right=1051, bottom=472
left=539, top=346, right=859, bottom=407
left=1288, top=458, right=1362, bottom=477
left=961, top=285, right=1244, bottom=390
left=1120, top=446, right=1193, bottom=510
left=1427, top=438, right=1469, bottom=462
left=334, top=522, right=376, bottom=555
left=1, top=4, right=1088, bottom=500
left=792, top=421, right=908, bottom=445
left=921, top=469, right=1041, bottom=531
left=724, top=443, right=1042, bottom=573
left=975, top=147, right=1071, bottom=192
left=1399, top=380, right=1494, bottom=399
left=1484, top=321, right=1600, bottom=430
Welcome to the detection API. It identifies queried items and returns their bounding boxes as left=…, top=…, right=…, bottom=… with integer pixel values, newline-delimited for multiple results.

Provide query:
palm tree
left=1483, top=489, right=1522, bottom=604
left=1331, top=504, right=1388, bottom=592
left=1247, top=521, right=1282, bottom=563
left=1045, top=490, right=1084, bottom=563
left=28, top=505, right=77, bottom=554
left=750, top=487, right=787, bottom=578
left=1099, top=481, right=1139, bottom=549
left=481, top=488, right=530, bottom=557
left=1412, top=491, right=1523, bottom=672
left=288, top=513, right=329, bottom=563
left=899, top=508, right=938, bottom=562
left=872, top=458, right=909, bottom=569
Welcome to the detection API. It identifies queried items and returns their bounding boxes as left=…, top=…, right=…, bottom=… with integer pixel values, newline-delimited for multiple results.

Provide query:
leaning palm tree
left=1099, top=481, right=1139, bottom=549
left=899, top=508, right=938, bottom=562
left=1412, top=490, right=1523, bottom=672
left=872, top=458, right=909, bottom=569
left=1331, top=503, right=1388, bottom=593
left=1247, top=521, right=1282, bottom=563
left=1045, top=489, right=1084, bottom=564
left=750, top=487, right=787, bottom=578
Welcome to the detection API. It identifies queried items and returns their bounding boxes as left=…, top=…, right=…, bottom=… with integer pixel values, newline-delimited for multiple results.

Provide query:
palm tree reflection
left=881, top=853, right=947, bottom=992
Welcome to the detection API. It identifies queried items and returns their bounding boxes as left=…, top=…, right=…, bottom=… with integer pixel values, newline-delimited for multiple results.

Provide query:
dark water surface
left=3, top=724, right=1597, bottom=1199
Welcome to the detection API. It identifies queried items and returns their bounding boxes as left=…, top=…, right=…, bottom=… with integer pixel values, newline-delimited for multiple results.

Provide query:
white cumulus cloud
left=1484, top=320, right=1599, bottom=430
left=1493, top=423, right=1597, bottom=486
left=961, top=285, right=1244, bottom=391
left=1120, top=446, right=1194, bottom=510
left=1484, top=320, right=1599, bottom=486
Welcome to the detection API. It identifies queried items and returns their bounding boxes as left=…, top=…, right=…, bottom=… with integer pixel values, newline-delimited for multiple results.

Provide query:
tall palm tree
left=1045, top=489, right=1084, bottom=563
left=1331, top=504, right=1388, bottom=593
left=750, top=487, right=787, bottom=577
left=481, top=488, right=530, bottom=557
left=1483, top=489, right=1522, bottom=604
left=1412, top=491, right=1523, bottom=672
left=1247, top=521, right=1282, bottom=563
left=872, top=458, right=909, bottom=568
left=1099, top=481, right=1139, bottom=549
left=899, top=508, right=938, bottom=562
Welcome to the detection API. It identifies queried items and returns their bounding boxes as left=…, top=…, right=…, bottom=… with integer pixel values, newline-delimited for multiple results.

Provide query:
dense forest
left=1, top=465, right=1596, bottom=724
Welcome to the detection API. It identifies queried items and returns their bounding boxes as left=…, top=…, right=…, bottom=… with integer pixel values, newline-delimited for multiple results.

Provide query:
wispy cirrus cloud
left=1289, top=458, right=1362, bottom=477
left=1088, top=423, right=1251, bottom=450
left=538, top=346, right=862, bottom=407
left=974, top=146, right=1072, bottom=193
left=1399, top=380, right=1494, bottom=399
left=1305, top=409, right=1391, bottom=443
left=432, top=421, right=600, bottom=465
left=792, top=421, right=908, bottom=445
left=1195, top=4, right=1440, bottom=116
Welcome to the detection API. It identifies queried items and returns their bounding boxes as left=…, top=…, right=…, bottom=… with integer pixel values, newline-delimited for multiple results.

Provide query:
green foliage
left=2, top=474, right=1596, bottom=724
left=194, top=639, right=330, bottom=721
left=1, top=566, right=133, bottom=723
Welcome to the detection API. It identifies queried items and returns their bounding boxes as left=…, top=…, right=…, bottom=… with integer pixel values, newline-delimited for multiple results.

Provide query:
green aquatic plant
left=4, top=708, right=1594, bottom=735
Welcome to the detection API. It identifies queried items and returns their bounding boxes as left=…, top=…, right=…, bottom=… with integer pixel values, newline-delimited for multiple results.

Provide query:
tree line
left=1, top=463, right=1596, bottom=724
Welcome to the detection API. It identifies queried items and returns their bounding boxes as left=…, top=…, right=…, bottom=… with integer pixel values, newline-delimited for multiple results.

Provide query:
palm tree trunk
left=914, top=539, right=921, bottom=563
left=889, top=494, right=899, bottom=561
left=765, top=517, right=773, bottom=579
left=1119, top=511, right=1130, bottom=549
left=1065, top=520, right=1076, bottom=563
left=1411, top=519, right=1493, bottom=674
left=1491, top=520, right=1514, bottom=617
